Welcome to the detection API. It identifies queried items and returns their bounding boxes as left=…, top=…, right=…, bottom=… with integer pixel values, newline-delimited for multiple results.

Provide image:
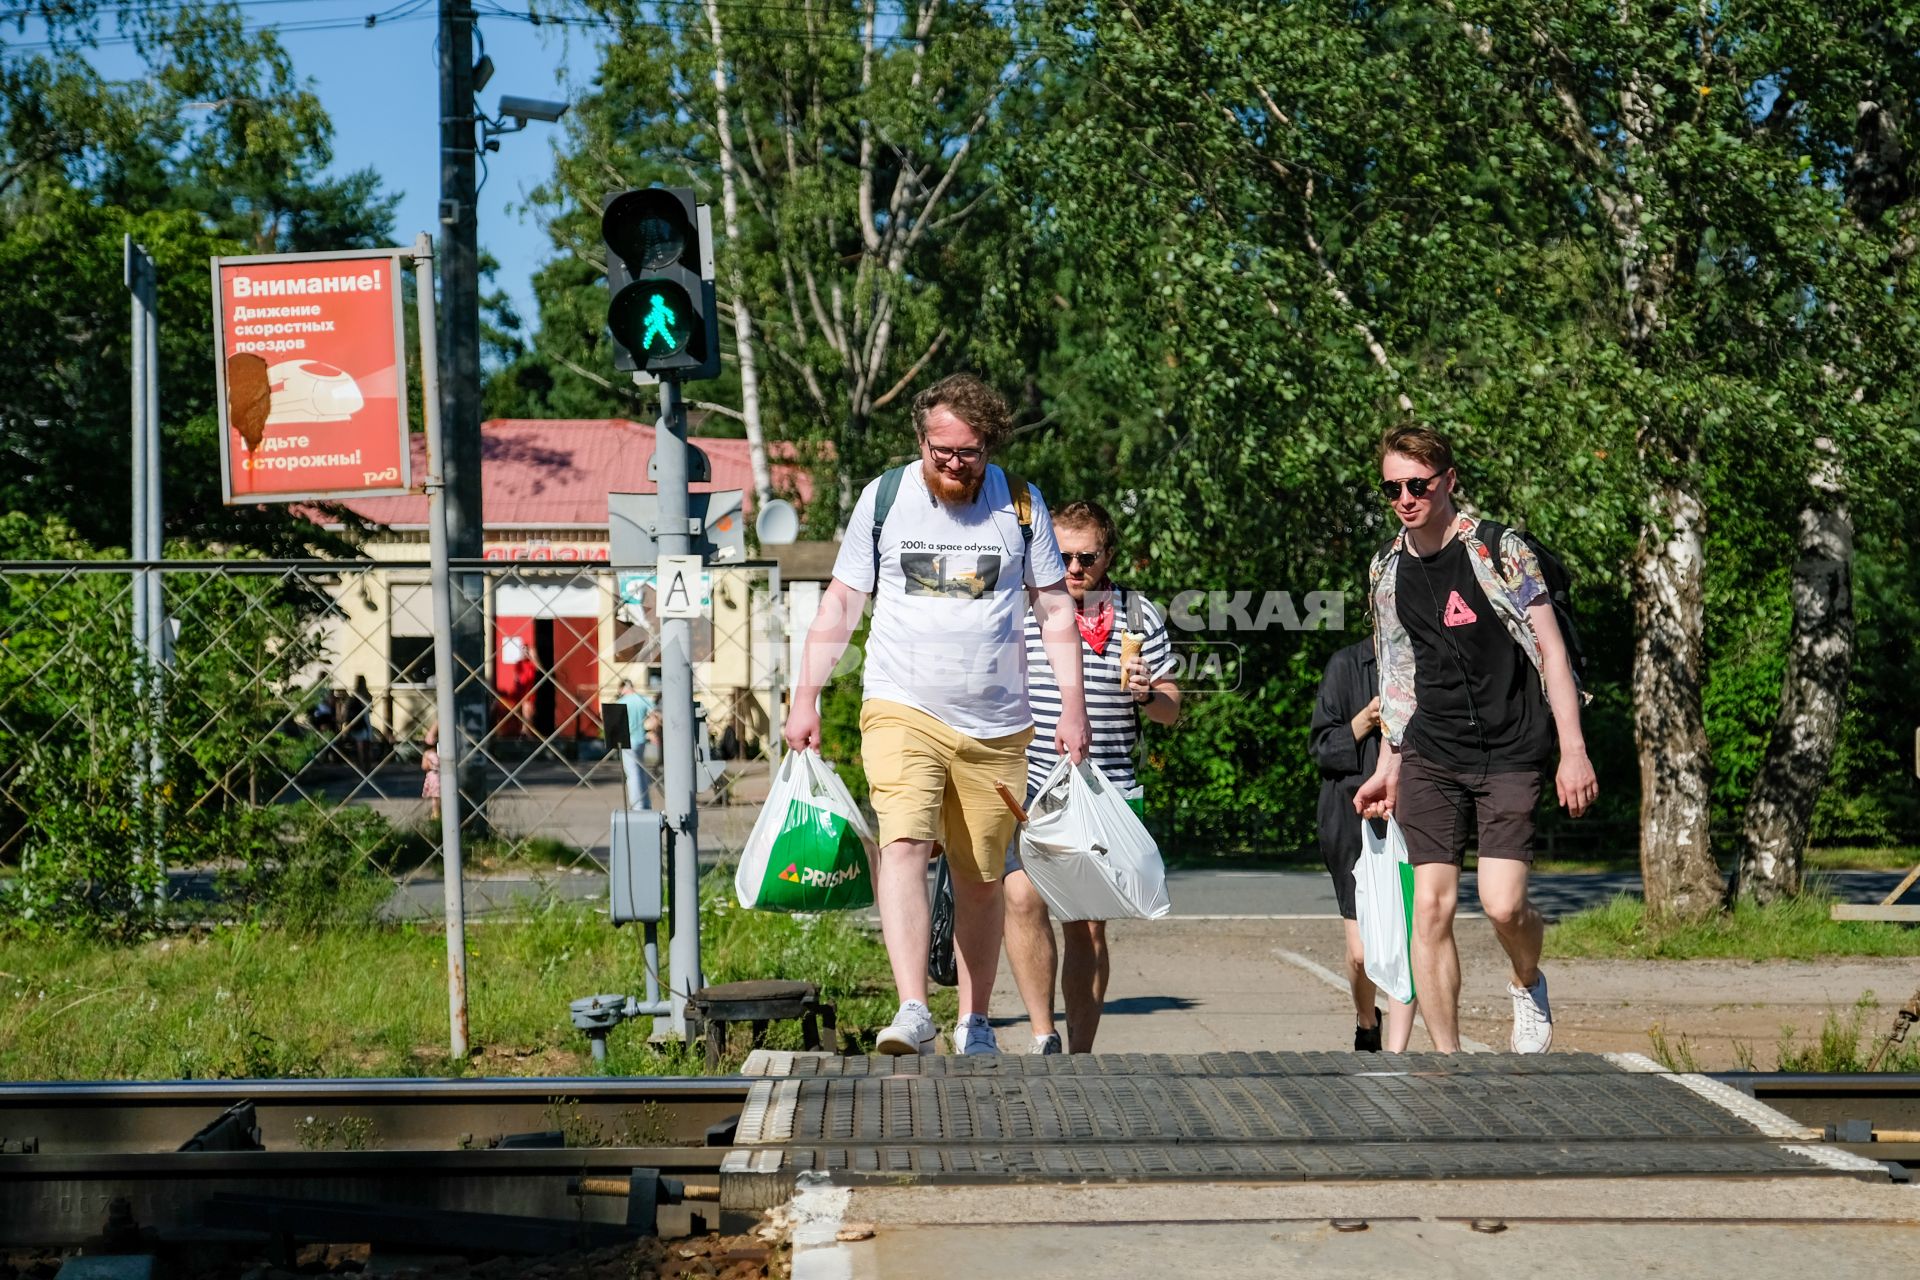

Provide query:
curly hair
left=1379, top=424, right=1454, bottom=473
left=1052, top=499, right=1118, bottom=556
left=911, top=372, right=1014, bottom=453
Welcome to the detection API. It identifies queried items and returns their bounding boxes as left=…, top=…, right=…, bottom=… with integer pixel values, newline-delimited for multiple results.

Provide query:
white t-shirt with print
left=831, top=463, right=1066, bottom=739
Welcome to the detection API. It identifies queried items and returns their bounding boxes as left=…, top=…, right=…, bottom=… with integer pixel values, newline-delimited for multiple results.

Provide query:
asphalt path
left=369, top=865, right=1915, bottom=922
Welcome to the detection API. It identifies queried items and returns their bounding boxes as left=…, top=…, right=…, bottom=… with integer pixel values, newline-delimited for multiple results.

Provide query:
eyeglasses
left=927, top=444, right=985, bottom=466
left=1062, top=551, right=1106, bottom=568
left=1379, top=471, right=1444, bottom=501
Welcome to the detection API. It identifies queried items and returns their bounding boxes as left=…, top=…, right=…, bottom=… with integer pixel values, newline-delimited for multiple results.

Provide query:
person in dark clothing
left=1355, top=424, right=1597, bottom=1054
left=1311, top=640, right=1417, bottom=1051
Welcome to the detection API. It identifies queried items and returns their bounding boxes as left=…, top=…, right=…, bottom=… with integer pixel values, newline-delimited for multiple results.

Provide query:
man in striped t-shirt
left=1004, top=500, right=1181, bottom=1053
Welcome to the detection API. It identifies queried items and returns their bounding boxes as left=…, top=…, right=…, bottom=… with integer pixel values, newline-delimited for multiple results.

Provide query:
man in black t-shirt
left=1354, top=425, right=1598, bottom=1054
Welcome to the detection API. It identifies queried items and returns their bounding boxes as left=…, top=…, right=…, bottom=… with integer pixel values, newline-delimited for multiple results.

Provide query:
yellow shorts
left=859, top=700, right=1034, bottom=884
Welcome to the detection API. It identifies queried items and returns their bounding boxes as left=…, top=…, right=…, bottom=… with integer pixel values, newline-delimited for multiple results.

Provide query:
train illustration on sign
left=265, top=359, right=365, bottom=425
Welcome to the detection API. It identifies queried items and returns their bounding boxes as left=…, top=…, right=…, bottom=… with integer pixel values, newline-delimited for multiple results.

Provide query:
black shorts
left=1397, top=751, right=1543, bottom=866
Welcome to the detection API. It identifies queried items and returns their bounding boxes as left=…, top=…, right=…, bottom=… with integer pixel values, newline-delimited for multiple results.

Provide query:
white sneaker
left=874, top=1000, right=938, bottom=1056
left=1030, top=1032, right=1062, bottom=1056
left=1509, top=971, right=1553, bottom=1053
left=953, top=1014, right=1000, bottom=1056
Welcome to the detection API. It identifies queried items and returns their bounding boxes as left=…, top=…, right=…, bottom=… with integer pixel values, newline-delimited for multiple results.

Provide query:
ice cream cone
left=1119, top=630, right=1144, bottom=689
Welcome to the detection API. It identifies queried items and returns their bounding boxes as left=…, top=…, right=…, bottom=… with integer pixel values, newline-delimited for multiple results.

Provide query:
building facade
left=312, top=418, right=825, bottom=756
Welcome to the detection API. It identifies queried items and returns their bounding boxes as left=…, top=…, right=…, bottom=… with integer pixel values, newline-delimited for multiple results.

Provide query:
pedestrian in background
left=617, top=677, right=656, bottom=810
left=1310, top=639, right=1416, bottom=1051
left=1003, top=499, right=1180, bottom=1054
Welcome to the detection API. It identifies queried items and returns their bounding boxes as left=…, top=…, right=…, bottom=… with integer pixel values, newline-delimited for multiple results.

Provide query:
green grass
left=1807, top=845, right=1920, bottom=873
left=1647, top=994, right=1920, bottom=1074
left=1544, top=892, right=1920, bottom=961
left=0, top=871, right=953, bottom=1080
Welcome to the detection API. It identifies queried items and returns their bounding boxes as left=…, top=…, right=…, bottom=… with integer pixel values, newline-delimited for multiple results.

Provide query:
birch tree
left=1016, top=2, right=1907, bottom=903
left=523, top=0, right=1032, bottom=507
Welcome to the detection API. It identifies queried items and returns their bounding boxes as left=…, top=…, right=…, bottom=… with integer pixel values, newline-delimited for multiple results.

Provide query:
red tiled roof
left=325, top=419, right=814, bottom=529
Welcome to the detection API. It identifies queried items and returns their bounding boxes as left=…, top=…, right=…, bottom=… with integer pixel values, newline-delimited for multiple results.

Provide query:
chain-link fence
left=0, top=559, right=787, bottom=933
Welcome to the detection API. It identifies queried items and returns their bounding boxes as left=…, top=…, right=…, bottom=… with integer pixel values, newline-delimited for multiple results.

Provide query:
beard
left=922, top=458, right=985, bottom=506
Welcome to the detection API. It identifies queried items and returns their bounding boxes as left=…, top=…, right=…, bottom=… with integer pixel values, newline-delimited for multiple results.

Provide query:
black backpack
left=1477, top=520, right=1588, bottom=690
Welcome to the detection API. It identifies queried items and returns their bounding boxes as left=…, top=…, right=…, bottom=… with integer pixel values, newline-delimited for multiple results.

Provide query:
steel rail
left=0, top=1076, right=753, bottom=1154
left=1709, top=1072, right=1920, bottom=1169
left=0, top=1079, right=757, bottom=1250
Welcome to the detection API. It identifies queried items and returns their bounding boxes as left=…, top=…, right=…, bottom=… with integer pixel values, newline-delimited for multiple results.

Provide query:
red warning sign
left=212, top=249, right=412, bottom=503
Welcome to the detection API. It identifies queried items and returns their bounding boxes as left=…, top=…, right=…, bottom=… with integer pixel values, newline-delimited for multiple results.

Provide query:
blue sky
left=60, top=4, right=607, bottom=336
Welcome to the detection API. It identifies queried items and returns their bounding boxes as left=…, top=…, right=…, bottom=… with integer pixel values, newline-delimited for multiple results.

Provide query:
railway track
left=0, top=1076, right=756, bottom=1251
left=1, top=1068, right=1914, bottom=1256
left=1709, top=1072, right=1920, bottom=1170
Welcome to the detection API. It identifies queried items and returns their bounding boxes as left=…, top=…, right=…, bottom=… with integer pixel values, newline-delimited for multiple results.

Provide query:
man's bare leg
left=876, top=839, right=934, bottom=1004
left=950, top=872, right=1005, bottom=1019
left=1411, top=862, right=1464, bottom=1052
left=1002, top=869, right=1058, bottom=1038
left=1060, top=920, right=1109, bottom=1052
left=1475, top=858, right=1543, bottom=988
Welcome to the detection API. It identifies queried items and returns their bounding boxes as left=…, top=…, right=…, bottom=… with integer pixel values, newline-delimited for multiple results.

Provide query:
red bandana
left=1075, top=598, right=1115, bottom=655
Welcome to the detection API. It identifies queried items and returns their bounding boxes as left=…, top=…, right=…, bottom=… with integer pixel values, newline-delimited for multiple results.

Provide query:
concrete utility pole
left=414, top=232, right=471, bottom=1060
left=437, top=0, right=490, bottom=816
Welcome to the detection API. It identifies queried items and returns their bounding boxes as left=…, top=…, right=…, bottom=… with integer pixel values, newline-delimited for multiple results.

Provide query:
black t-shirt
left=1396, top=536, right=1553, bottom=773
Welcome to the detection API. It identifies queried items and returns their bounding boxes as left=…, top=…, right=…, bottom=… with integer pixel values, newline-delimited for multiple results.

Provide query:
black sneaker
left=1354, top=1023, right=1383, bottom=1052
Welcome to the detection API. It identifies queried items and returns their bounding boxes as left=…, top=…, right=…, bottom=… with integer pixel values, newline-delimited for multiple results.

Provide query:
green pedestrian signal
left=601, top=187, right=719, bottom=379
left=609, top=278, right=695, bottom=360
left=643, top=294, right=676, bottom=350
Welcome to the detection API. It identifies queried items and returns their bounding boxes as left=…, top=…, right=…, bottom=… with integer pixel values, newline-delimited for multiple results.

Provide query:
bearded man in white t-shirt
left=785, top=373, right=1091, bottom=1056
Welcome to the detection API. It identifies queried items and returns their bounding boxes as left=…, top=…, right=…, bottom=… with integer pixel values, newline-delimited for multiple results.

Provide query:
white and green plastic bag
left=734, top=749, right=875, bottom=912
left=1354, top=815, right=1417, bottom=1005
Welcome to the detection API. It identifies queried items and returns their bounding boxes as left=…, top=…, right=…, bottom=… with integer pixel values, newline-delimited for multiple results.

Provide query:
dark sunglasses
left=1062, top=550, right=1107, bottom=568
left=1379, top=471, right=1444, bottom=501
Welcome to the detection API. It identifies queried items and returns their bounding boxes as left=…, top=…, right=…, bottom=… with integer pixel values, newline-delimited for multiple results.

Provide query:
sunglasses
left=1062, top=550, right=1107, bottom=568
left=1379, top=471, right=1445, bottom=501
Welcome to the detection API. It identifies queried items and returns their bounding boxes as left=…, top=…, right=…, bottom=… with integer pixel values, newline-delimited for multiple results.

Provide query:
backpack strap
left=1475, top=519, right=1514, bottom=573
left=870, top=463, right=909, bottom=585
left=871, top=463, right=1032, bottom=584
left=1002, top=468, right=1034, bottom=545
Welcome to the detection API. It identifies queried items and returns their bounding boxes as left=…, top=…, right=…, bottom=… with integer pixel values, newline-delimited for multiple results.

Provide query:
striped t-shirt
left=1024, top=585, right=1175, bottom=797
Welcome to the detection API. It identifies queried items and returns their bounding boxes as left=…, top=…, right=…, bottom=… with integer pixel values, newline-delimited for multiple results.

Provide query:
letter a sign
left=656, top=555, right=709, bottom=619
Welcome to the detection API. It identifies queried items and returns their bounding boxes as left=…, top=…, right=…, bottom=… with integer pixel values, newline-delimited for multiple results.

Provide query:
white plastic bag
left=1354, top=816, right=1416, bottom=1005
left=1016, top=758, right=1172, bottom=921
left=734, top=749, right=876, bottom=911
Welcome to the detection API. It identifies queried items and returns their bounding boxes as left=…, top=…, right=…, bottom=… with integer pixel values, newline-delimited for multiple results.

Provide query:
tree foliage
left=485, top=1, right=1920, bottom=881
left=0, top=2, right=398, bottom=553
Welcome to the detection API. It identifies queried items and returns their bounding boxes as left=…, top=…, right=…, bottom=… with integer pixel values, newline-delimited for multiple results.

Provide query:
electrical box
left=610, top=810, right=666, bottom=924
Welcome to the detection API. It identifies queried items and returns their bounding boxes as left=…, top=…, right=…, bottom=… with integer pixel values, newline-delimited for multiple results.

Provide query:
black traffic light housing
left=602, top=186, right=720, bottom=380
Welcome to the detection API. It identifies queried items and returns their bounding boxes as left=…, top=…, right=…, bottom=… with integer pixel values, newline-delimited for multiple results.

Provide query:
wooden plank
left=1876, top=861, right=1920, bottom=907
left=1829, top=904, right=1920, bottom=922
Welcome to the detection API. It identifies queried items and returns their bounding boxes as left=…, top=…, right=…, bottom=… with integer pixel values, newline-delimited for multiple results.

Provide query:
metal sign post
left=413, top=232, right=470, bottom=1060
left=125, top=237, right=166, bottom=901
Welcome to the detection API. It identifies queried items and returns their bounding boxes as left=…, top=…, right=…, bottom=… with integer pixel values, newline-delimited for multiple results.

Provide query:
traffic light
left=602, top=186, right=720, bottom=380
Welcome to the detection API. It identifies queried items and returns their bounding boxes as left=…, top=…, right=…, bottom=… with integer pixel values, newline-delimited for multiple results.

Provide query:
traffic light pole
left=652, top=375, right=705, bottom=1039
